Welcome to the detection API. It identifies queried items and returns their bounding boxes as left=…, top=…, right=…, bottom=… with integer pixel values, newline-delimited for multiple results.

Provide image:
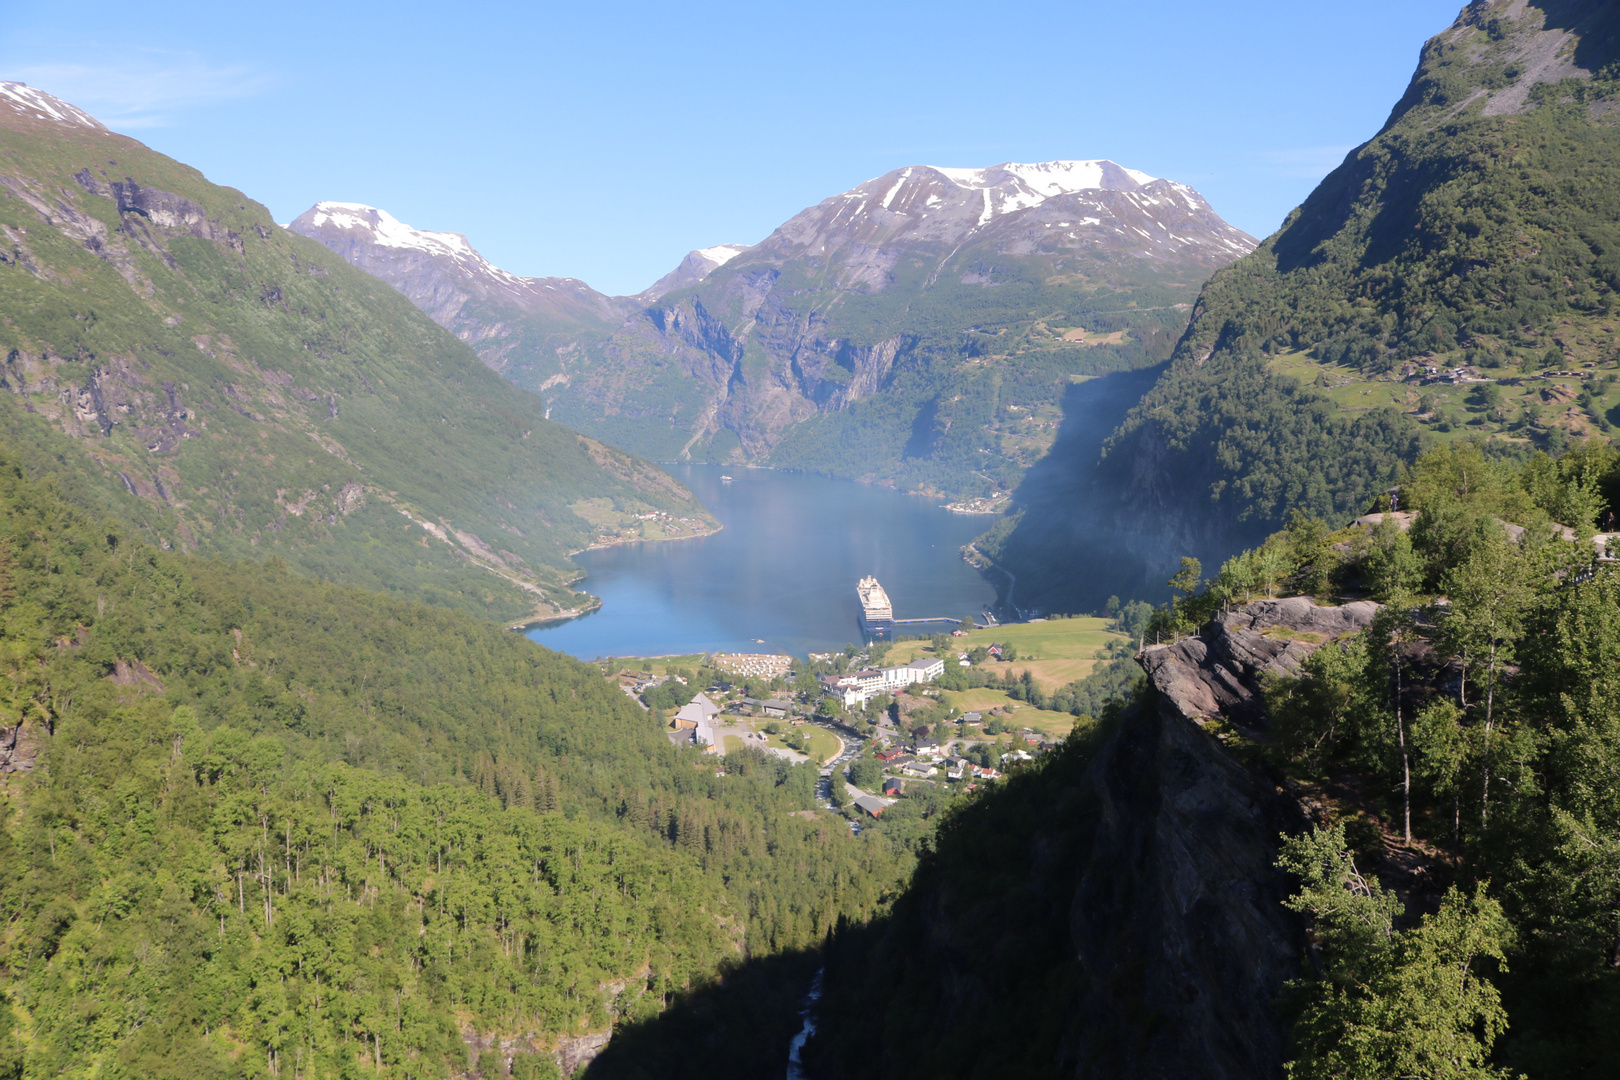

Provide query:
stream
left=785, top=967, right=824, bottom=1079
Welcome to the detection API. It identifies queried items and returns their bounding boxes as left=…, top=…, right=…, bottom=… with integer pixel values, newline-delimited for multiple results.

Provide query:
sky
left=0, top=0, right=1464, bottom=296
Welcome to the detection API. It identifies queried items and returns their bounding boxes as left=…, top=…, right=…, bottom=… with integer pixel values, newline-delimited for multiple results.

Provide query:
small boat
left=720, top=475, right=734, bottom=483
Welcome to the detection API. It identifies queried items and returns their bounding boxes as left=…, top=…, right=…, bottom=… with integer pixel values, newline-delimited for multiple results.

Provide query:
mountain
left=982, top=0, right=1620, bottom=614
left=296, top=161, right=1254, bottom=496
left=639, top=243, right=751, bottom=300
left=0, top=82, right=715, bottom=624
left=287, top=201, right=635, bottom=388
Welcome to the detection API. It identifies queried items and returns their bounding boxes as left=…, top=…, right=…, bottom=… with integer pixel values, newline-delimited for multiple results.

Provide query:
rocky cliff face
left=807, top=597, right=1376, bottom=1079
left=1139, top=597, right=1380, bottom=728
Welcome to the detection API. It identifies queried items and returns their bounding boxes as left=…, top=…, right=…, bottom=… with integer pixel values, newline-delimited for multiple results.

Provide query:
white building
left=672, top=693, right=723, bottom=754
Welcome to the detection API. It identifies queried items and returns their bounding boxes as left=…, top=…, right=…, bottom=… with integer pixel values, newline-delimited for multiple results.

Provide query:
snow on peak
left=306, top=201, right=479, bottom=260
left=694, top=244, right=749, bottom=267
left=926, top=159, right=1157, bottom=196
left=0, top=82, right=106, bottom=130
left=885, top=159, right=1164, bottom=224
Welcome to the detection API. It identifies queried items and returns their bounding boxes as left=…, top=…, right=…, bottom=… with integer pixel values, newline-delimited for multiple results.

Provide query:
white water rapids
left=785, top=968, right=824, bottom=1079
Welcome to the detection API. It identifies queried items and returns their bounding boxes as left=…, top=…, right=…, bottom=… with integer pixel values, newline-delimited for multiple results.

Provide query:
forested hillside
left=985, top=0, right=1620, bottom=610
left=0, top=84, right=713, bottom=625
left=0, top=445, right=911, bottom=1077
left=808, top=436, right=1620, bottom=1078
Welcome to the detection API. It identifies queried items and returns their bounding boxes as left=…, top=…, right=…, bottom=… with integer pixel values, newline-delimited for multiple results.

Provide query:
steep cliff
left=805, top=597, right=1378, bottom=1078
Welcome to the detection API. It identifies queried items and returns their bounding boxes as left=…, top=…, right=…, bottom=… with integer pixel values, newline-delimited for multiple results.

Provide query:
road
left=812, top=720, right=863, bottom=807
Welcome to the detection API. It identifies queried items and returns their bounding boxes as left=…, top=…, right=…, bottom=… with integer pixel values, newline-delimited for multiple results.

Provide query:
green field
left=800, top=727, right=843, bottom=764
left=889, top=616, right=1125, bottom=692
left=599, top=654, right=708, bottom=677
left=941, top=689, right=1082, bottom=737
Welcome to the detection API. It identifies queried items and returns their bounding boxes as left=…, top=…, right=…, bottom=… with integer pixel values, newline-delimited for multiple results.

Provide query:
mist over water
left=526, top=465, right=999, bottom=660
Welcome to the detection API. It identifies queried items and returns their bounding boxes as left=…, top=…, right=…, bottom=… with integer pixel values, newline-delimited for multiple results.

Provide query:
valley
left=4, top=1, right=1620, bottom=1078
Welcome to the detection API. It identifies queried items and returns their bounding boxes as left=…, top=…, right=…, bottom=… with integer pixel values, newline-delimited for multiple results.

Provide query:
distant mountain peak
left=694, top=243, right=749, bottom=266
left=294, top=201, right=520, bottom=279
left=927, top=159, right=1156, bottom=195
left=640, top=243, right=752, bottom=300
left=0, top=82, right=106, bottom=131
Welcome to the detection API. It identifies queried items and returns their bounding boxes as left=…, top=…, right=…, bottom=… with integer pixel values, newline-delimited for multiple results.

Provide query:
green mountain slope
left=0, top=442, right=906, bottom=1077
left=0, top=84, right=714, bottom=624
left=984, top=0, right=1620, bottom=611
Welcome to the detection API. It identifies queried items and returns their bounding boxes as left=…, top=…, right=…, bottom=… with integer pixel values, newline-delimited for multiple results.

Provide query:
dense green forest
left=806, top=436, right=1620, bottom=1077
left=0, top=445, right=916, bottom=1078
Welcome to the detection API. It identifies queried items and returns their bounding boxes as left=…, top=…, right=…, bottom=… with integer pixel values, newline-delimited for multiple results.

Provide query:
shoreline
left=565, top=520, right=722, bottom=558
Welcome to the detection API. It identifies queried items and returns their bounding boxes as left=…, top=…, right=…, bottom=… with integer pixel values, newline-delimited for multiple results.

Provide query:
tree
left=1438, top=523, right=1531, bottom=827
left=1277, top=826, right=1513, bottom=1080
left=1363, top=515, right=1422, bottom=601
left=1367, top=602, right=1419, bottom=844
left=1265, top=635, right=1369, bottom=776
left=1168, top=556, right=1203, bottom=631
left=1285, top=510, right=1333, bottom=596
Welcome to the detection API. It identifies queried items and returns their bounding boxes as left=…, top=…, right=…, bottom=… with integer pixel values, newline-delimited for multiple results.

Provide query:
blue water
left=526, top=466, right=999, bottom=660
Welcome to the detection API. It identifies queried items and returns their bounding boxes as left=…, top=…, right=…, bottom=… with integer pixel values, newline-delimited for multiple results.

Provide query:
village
left=600, top=615, right=1117, bottom=826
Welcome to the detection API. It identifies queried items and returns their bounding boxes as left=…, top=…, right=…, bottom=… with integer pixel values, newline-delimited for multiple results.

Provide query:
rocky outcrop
left=1139, top=597, right=1379, bottom=729
left=0, top=718, right=41, bottom=777
left=1066, top=684, right=1304, bottom=1079
left=1062, top=598, right=1380, bottom=1076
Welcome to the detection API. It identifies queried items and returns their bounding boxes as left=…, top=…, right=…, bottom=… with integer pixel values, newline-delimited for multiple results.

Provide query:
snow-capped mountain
left=640, top=243, right=751, bottom=300
left=747, top=159, right=1254, bottom=292
left=0, top=82, right=106, bottom=130
left=294, top=160, right=1255, bottom=494
left=288, top=201, right=617, bottom=322
left=288, top=202, right=626, bottom=381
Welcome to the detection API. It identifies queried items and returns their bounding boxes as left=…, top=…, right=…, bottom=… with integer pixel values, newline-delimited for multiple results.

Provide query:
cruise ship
left=857, top=576, right=894, bottom=636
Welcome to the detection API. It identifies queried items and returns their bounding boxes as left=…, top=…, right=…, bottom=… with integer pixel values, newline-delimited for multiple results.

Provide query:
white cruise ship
left=857, top=576, right=894, bottom=635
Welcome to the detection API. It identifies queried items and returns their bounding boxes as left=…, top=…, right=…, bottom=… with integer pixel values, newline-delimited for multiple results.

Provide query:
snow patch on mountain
left=693, top=244, right=748, bottom=268
left=0, top=82, right=106, bottom=130
left=298, top=202, right=530, bottom=289
left=898, top=159, right=1166, bottom=224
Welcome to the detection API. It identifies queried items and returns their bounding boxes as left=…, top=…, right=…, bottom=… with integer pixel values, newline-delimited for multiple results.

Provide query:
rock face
left=809, top=597, right=1377, bottom=1079
left=1139, top=597, right=1379, bottom=728
left=1065, top=681, right=1304, bottom=1079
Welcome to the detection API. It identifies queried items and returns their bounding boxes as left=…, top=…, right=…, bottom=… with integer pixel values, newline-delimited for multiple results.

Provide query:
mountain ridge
left=0, top=81, right=715, bottom=623
left=296, top=159, right=1255, bottom=496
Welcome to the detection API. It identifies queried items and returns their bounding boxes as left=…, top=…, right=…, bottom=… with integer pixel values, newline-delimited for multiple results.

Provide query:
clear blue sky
left=2, top=0, right=1463, bottom=296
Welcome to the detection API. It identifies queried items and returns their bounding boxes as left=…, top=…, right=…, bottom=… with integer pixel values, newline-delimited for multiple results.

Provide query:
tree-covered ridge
left=1081, top=0, right=1620, bottom=551
left=0, top=448, right=909, bottom=1077
left=0, top=102, right=712, bottom=624
left=1146, top=439, right=1620, bottom=1076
